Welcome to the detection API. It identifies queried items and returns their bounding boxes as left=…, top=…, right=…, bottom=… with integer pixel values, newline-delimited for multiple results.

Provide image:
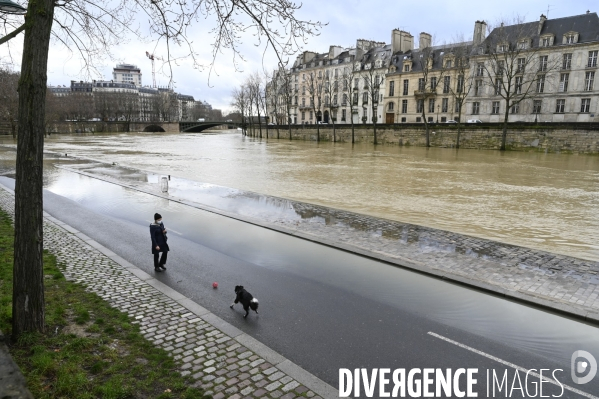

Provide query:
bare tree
left=322, top=69, right=339, bottom=141
left=231, top=85, right=249, bottom=135
left=1, top=0, right=322, bottom=339
left=278, top=65, right=294, bottom=140
left=445, top=40, right=475, bottom=148
left=341, top=65, right=359, bottom=143
left=306, top=70, right=324, bottom=141
left=476, top=17, right=560, bottom=150
left=363, top=62, right=385, bottom=145
left=414, top=41, right=447, bottom=147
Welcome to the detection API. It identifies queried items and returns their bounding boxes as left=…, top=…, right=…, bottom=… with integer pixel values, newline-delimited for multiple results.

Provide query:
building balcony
left=413, top=89, right=437, bottom=99
left=298, top=104, right=311, bottom=110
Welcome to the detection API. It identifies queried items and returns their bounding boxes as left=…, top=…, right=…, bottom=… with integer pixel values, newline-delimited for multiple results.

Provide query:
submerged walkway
left=60, top=161, right=599, bottom=325
left=0, top=185, right=336, bottom=399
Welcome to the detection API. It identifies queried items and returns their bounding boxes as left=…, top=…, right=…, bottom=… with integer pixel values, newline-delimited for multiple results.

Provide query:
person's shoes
left=160, top=264, right=166, bottom=270
left=154, top=267, right=162, bottom=272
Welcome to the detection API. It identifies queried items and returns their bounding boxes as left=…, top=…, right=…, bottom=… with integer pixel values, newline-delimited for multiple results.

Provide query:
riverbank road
left=0, top=176, right=598, bottom=398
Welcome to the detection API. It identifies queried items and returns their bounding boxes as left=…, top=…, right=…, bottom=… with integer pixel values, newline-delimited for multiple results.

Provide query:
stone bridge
left=179, top=121, right=241, bottom=132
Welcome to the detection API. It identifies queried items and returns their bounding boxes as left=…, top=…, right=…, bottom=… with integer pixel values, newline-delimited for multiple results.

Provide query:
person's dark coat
left=150, top=222, right=169, bottom=254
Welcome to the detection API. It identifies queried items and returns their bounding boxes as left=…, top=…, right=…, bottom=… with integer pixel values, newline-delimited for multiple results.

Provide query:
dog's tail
left=250, top=298, right=259, bottom=311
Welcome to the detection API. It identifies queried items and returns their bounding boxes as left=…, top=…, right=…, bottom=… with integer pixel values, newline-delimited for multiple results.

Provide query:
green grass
left=0, top=210, right=210, bottom=399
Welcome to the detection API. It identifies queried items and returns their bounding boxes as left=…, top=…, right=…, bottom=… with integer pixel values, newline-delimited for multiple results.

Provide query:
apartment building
left=267, top=11, right=599, bottom=124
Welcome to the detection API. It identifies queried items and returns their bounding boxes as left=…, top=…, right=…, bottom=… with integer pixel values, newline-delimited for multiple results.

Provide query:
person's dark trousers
left=154, top=252, right=167, bottom=268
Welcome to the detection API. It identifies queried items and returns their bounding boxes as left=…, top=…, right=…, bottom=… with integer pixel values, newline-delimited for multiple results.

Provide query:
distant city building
left=113, top=64, right=142, bottom=86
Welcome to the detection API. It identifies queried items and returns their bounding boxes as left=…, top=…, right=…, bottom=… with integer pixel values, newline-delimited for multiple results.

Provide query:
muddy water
left=4, top=130, right=599, bottom=261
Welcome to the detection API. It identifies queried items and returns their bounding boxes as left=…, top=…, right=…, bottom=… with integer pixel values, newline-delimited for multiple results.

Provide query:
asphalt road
left=1, top=174, right=597, bottom=398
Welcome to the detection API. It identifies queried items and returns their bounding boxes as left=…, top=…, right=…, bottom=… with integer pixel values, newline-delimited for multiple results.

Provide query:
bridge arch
left=143, top=124, right=166, bottom=132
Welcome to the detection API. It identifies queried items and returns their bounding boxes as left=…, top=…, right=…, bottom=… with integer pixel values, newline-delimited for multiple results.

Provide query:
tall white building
left=113, top=64, right=142, bottom=86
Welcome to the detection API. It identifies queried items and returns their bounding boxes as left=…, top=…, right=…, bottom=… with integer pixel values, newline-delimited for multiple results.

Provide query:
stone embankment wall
left=248, top=123, right=599, bottom=154
left=42, top=121, right=180, bottom=134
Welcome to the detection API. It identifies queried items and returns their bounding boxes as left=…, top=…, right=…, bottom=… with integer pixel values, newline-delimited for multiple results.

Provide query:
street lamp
left=436, top=104, right=440, bottom=123
left=0, top=0, right=26, bottom=14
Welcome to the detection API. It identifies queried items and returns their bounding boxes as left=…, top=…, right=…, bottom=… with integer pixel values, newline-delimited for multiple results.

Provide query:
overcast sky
left=1, top=0, right=596, bottom=113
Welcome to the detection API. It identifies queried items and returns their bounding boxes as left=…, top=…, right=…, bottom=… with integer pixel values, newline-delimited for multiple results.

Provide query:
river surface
left=3, top=130, right=599, bottom=261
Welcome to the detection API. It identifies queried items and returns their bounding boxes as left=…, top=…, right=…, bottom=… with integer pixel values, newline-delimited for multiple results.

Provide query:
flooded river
left=3, top=130, right=599, bottom=261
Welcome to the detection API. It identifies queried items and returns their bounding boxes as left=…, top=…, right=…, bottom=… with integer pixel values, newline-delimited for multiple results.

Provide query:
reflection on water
left=7, top=170, right=595, bottom=373
left=11, top=131, right=592, bottom=260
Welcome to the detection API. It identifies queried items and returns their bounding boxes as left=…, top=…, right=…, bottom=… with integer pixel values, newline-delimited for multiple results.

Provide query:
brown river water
left=5, top=130, right=599, bottom=261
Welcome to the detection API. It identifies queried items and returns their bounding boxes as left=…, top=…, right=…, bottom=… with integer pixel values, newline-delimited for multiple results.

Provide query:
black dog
left=230, top=285, right=259, bottom=318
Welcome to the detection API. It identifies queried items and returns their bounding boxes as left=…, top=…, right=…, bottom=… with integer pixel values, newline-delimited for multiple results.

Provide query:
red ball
left=212, top=282, right=218, bottom=289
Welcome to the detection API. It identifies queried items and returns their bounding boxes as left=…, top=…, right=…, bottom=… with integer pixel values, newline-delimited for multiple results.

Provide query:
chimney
left=419, top=32, right=432, bottom=49
left=472, top=20, right=487, bottom=46
left=392, top=29, right=414, bottom=53
left=538, top=14, right=547, bottom=34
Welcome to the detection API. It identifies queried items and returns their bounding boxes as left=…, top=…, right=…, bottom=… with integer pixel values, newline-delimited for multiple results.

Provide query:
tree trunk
left=13, top=0, right=56, bottom=339
left=456, top=106, right=463, bottom=149
left=350, top=112, right=355, bottom=144
left=501, top=107, right=509, bottom=151
left=422, top=109, right=430, bottom=147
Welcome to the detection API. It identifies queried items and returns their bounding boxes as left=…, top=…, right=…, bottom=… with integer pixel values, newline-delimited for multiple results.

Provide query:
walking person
left=150, top=213, right=169, bottom=272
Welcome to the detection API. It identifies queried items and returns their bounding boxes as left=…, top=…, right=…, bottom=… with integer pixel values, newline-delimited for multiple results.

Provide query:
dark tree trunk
left=501, top=108, right=509, bottom=151
left=456, top=106, right=463, bottom=149
left=422, top=109, right=430, bottom=147
left=13, top=0, right=56, bottom=339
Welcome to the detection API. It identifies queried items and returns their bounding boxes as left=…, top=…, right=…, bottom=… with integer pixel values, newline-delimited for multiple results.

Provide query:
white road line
left=428, top=331, right=598, bottom=399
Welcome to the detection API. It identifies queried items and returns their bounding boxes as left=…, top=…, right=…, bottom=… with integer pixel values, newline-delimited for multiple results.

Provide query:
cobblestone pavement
left=0, top=186, right=334, bottom=399
left=58, top=163, right=599, bottom=323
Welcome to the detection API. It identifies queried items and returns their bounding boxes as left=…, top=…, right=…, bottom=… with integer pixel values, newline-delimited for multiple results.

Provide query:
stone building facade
left=267, top=11, right=599, bottom=125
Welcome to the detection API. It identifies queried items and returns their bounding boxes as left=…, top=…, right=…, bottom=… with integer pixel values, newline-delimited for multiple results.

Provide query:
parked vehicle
left=467, top=119, right=482, bottom=123
left=197, top=118, right=205, bottom=122
left=445, top=120, right=457, bottom=124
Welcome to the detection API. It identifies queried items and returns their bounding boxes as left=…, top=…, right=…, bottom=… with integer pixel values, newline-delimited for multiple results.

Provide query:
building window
left=309, top=111, right=313, bottom=120
left=581, top=98, right=591, bottom=113
left=418, top=78, right=425, bottom=91
left=302, top=98, right=305, bottom=106
left=476, top=63, right=484, bottom=77
left=472, top=102, right=480, bottom=115
left=416, top=117, right=422, bottom=122
left=333, top=95, right=338, bottom=105
left=562, top=54, right=572, bottom=70
left=566, top=34, right=575, bottom=44
left=389, top=81, right=395, bottom=97
left=341, top=109, right=346, bottom=121
left=353, top=92, right=358, bottom=105
left=430, top=77, right=437, bottom=90
left=363, top=77, right=369, bottom=88
left=455, top=102, right=461, bottom=113
left=536, top=75, right=545, bottom=93
left=557, top=73, right=568, bottom=92
left=301, top=111, right=305, bottom=120
left=404, top=64, right=410, bottom=72
left=403, top=80, right=409, bottom=95
left=495, top=79, right=502, bottom=95
left=492, top=101, right=500, bottom=114
left=517, top=58, right=525, bottom=73
left=589, top=51, right=598, bottom=68
left=533, top=100, right=542, bottom=114
left=388, top=102, right=394, bottom=111
left=401, top=117, right=407, bottom=122
left=457, top=75, right=464, bottom=93
left=416, top=99, right=424, bottom=113
left=497, top=60, right=504, bottom=76
left=443, top=76, right=450, bottom=94
left=354, top=78, right=359, bottom=89
left=584, top=72, right=595, bottom=91
left=402, top=99, right=408, bottom=113
left=362, top=92, right=368, bottom=104
left=510, top=103, right=519, bottom=114
left=541, top=37, right=550, bottom=47
left=515, top=76, right=523, bottom=94
left=428, top=116, right=434, bottom=123
left=474, top=79, right=482, bottom=96
left=441, top=116, right=447, bottom=122
left=428, top=98, right=435, bottom=113
left=555, top=99, right=565, bottom=113
left=539, top=55, right=548, bottom=72
left=342, top=94, right=348, bottom=106
left=441, top=98, right=448, bottom=113
left=445, top=60, right=452, bottom=68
